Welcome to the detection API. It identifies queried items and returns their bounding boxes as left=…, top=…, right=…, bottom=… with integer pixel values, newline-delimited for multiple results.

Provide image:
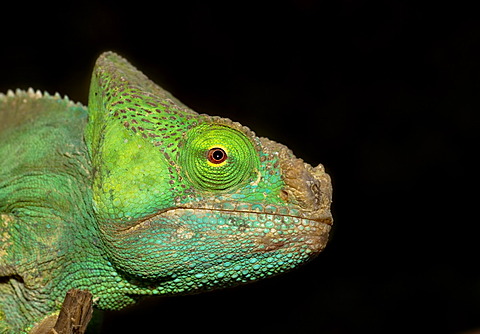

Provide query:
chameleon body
left=0, top=52, right=333, bottom=333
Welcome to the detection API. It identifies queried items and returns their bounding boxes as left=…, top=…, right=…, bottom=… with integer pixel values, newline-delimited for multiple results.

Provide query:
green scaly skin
left=0, top=52, right=333, bottom=333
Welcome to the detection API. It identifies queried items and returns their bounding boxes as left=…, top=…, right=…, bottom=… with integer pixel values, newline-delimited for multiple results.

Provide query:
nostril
left=280, top=160, right=323, bottom=210
left=280, top=189, right=289, bottom=201
left=309, top=180, right=322, bottom=207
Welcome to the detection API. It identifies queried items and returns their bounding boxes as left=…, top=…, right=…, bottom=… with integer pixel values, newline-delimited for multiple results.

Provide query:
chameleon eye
left=180, top=124, right=259, bottom=191
left=207, top=147, right=227, bottom=164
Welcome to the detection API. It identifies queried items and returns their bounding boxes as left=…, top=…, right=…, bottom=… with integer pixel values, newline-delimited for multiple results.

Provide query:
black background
left=1, top=1, right=479, bottom=333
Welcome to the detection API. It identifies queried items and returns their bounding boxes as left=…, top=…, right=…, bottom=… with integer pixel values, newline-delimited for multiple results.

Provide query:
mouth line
left=122, top=206, right=332, bottom=233
left=180, top=207, right=333, bottom=225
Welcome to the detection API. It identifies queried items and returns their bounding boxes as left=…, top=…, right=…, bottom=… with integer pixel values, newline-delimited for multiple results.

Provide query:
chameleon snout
left=259, top=136, right=332, bottom=223
left=276, top=154, right=332, bottom=225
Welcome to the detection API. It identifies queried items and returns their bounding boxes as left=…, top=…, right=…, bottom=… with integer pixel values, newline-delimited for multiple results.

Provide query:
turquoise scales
left=0, top=52, right=333, bottom=332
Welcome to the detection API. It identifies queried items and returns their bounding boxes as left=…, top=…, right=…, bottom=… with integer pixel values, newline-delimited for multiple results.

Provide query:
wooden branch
left=52, top=288, right=93, bottom=334
left=29, top=289, right=94, bottom=334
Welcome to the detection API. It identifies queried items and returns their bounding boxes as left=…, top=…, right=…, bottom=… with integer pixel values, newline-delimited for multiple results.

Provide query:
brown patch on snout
left=282, top=158, right=323, bottom=210
left=278, top=152, right=332, bottom=215
left=258, top=136, right=333, bottom=223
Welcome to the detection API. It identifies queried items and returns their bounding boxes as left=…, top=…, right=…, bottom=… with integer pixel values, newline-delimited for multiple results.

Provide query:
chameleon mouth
left=125, top=206, right=332, bottom=254
left=176, top=207, right=333, bottom=225
left=129, top=206, right=332, bottom=230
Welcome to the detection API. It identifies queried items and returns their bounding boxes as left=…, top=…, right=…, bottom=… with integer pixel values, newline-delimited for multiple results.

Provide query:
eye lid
left=180, top=123, right=258, bottom=191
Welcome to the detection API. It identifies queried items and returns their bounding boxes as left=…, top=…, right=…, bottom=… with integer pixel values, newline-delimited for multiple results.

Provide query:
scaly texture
left=0, top=53, right=333, bottom=333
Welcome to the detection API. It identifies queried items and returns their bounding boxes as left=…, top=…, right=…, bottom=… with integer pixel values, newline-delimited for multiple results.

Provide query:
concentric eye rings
left=180, top=124, right=259, bottom=191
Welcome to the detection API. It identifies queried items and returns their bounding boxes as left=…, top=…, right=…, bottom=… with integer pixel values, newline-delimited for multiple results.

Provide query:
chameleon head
left=87, top=52, right=332, bottom=296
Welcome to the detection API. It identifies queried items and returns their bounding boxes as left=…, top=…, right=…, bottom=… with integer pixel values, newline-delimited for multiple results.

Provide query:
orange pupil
left=208, top=148, right=227, bottom=164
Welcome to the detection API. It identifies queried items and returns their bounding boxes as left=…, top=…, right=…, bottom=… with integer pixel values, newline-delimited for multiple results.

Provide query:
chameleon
left=0, top=52, right=333, bottom=333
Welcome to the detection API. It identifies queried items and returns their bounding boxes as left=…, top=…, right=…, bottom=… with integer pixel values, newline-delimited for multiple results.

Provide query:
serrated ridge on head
left=0, top=87, right=84, bottom=108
